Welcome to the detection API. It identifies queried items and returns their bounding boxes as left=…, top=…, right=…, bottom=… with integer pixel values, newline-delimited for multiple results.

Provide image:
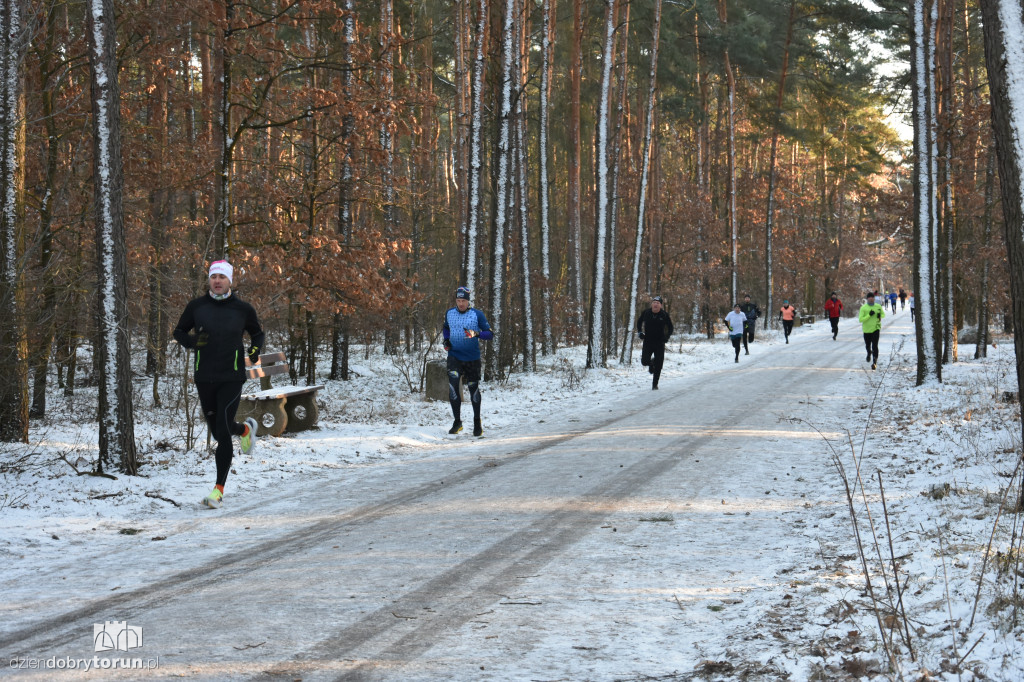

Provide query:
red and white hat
left=208, top=260, right=233, bottom=283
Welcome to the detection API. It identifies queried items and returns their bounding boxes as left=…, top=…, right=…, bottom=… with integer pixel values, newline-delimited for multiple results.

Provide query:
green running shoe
left=240, top=417, right=258, bottom=455
left=202, top=488, right=223, bottom=508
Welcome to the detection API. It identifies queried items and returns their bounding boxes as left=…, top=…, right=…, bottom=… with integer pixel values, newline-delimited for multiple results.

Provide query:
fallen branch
left=78, top=470, right=117, bottom=480
left=145, top=491, right=181, bottom=508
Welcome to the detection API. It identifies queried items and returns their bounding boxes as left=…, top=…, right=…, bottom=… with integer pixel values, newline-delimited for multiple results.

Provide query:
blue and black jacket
left=443, top=307, right=493, bottom=361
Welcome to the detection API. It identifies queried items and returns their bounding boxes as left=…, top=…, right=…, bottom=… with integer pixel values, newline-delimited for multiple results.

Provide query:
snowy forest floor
left=0, top=309, right=1023, bottom=681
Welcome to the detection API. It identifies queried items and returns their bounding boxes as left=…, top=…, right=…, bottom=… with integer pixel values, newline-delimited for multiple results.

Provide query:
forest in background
left=0, top=0, right=1017, bottom=471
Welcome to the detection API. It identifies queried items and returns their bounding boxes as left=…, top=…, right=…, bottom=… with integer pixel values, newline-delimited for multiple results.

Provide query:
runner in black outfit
left=739, top=294, right=761, bottom=354
left=636, top=296, right=674, bottom=390
left=173, top=260, right=264, bottom=508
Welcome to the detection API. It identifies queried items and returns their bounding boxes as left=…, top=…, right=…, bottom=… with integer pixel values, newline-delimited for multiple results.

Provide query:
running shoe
left=240, top=417, right=258, bottom=455
left=202, top=488, right=223, bottom=508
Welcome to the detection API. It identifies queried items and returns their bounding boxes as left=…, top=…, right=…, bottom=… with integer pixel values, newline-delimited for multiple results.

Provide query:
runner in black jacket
left=739, top=294, right=761, bottom=353
left=636, top=296, right=674, bottom=390
left=173, top=260, right=265, bottom=508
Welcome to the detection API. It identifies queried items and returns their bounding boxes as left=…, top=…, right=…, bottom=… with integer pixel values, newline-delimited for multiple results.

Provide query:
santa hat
left=209, top=260, right=233, bottom=283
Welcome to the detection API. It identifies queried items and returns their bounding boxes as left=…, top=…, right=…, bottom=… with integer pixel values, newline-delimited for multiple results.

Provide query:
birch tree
left=586, top=0, right=616, bottom=369
left=0, top=0, right=27, bottom=443
left=979, top=0, right=1024, bottom=502
left=911, top=0, right=941, bottom=384
left=622, top=0, right=662, bottom=365
left=87, top=0, right=138, bottom=473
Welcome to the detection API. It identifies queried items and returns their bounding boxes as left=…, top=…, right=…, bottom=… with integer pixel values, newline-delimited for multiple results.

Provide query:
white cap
left=208, top=260, right=233, bottom=283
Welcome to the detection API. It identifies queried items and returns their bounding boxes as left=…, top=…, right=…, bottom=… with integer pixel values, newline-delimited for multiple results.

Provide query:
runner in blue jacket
left=442, top=287, right=494, bottom=436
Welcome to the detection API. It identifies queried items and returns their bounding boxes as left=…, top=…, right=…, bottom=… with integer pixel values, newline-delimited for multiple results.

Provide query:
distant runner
left=173, top=260, right=262, bottom=508
left=739, top=294, right=761, bottom=354
left=888, top=291, right=898, bottom=312
left=778, top=300, right=796, bottom=344
left=724, top=304, right=748, bottom=364
left=825, top=292, right=843, bottom=341
left=858, top=291, right=885, bottom=370
left=899, top=288, right=907, bottom=310
left=442, top=287, right=493, bottom=437
left=909, top=293, right=916, bottom=321
left=636, top=295, right=674, bottom=390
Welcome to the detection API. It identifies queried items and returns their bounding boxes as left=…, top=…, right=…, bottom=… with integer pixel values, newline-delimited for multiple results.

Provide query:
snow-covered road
left=2, top=314, right=921, bottom=680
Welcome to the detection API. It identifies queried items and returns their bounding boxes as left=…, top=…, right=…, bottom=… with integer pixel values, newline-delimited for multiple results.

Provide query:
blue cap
left=455, top=286, right=471, bottom=300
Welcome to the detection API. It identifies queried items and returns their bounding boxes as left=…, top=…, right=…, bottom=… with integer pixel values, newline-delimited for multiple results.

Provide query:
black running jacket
left=173, top=293, right=265, bottom=383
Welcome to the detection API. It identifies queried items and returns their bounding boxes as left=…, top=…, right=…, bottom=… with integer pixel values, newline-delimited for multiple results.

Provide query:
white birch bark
left=623, top=0, right=661, bottom=365
left=538, top=0, right=554, bottom=355
left=88, top=0, right=138, bottom=472
left=465, top=0, right=487, bottom=294
left=912, top=0, right=940, bottom=383
left=586, top=0, right=616, bottom=368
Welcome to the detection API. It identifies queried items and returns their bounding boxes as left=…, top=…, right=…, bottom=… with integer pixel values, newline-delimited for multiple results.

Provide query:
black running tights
left=196, top=381, right=245, bottom=486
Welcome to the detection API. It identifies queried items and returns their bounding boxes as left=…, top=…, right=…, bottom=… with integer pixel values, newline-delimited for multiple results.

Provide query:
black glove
left=195, top=332, right=209, bottom=348
left=869, top=310, right=876, bottom=317
left=638, top=332, right=646, bottom=340
left=248, top=345, right=261, bottom=364
left=443, top=340, right=452, bottom=351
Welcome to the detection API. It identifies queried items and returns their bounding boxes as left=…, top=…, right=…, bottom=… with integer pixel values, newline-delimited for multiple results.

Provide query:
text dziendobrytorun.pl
left=9, top=655, right=161, bottom=671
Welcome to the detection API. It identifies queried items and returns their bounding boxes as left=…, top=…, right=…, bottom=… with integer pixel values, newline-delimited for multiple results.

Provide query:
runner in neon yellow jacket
left=858, top=293, right=885, bottom=369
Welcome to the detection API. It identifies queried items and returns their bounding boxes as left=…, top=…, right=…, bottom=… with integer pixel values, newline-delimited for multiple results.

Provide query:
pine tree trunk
left=764, top=0, right=795, bottom=331
left=464, top=0, right=487, bottom=294
left=938, top=0, right=956, bottom=364
left=87, top=0, right=138, bottom=473
left=607, top=0, right=629, bottom=357
left=380, top=0, right=396, bottom=229
left=332, top=0, right=355, bottom=381
left=979, top=0, right=1024, bottom=505
left=0, top=0, right=27, bottom=443
left=568, top=0, right=583, bottom=335
left=622, top=0, right=662, bottom=365
left=213, top=0, right=234, bottom=258
left=487, top=0, right=517, bottom=380
left=976, top=146, right=995, bottom=359
left=515, top=0, right=534, bottom=371
left=29, top=1, right=60, bottom=419
left=538, top=0, right=555, bottom=356
left=586, top=0, right=616, bottom=369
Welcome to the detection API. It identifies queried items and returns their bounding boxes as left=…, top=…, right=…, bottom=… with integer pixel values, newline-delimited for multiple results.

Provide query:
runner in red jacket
left=824, top=292, right=843, bottom=341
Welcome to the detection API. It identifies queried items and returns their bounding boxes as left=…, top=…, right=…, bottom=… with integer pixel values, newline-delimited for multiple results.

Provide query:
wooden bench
left=236, top=352, right=325, bottom=437
left=798, top=314, right=815, bottom=325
